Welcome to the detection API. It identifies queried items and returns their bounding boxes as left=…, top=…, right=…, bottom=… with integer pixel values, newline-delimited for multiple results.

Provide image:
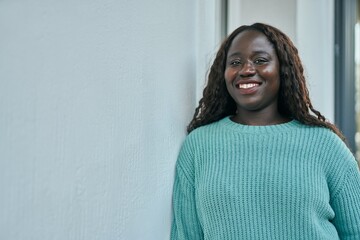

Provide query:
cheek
left=262, top=67, right=280, bottom=83
left=224, top=68, right=236, bottom=83
left=262, top=65, right=278, bottom=75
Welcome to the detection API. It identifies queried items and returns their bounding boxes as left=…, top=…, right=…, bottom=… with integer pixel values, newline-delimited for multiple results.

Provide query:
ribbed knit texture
left=171, top=116, right=360, bottom=240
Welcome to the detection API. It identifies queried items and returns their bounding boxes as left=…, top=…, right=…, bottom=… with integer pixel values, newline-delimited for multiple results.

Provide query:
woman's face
left=224, top=30, right=280, bottom=114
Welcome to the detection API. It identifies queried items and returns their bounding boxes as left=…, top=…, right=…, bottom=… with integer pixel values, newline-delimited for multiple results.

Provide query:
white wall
left=296, top=0, right=335, bottom=122
left=195, top=1, right=226, bottom=100
left=227, top=0, right=335, bottom=121
left=0, top=0, right=202, bottom=239
left=0, top=0, right=337, bottom=239
left=228, top=0, right=297, bottom=40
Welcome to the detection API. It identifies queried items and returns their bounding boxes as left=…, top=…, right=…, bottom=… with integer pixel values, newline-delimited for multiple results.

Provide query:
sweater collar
left=219, top=116, right=302, bottom=134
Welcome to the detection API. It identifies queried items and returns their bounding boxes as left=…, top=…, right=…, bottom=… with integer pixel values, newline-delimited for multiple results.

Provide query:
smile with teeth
left=237, top=83, right=260, bottom=89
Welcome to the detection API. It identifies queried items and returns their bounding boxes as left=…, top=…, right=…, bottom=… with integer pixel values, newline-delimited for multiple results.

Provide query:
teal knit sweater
left=171, top=117, right=360, bottom=239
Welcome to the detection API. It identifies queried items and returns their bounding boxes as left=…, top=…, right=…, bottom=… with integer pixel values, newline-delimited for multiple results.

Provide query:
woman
left=171, top=23, right=360, bottom=239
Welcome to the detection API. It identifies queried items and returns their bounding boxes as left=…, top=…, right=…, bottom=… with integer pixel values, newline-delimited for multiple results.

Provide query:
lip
left=234, top=79, right=262, bottom=95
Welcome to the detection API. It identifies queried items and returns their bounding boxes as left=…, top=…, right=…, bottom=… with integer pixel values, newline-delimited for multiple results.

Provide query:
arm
left=170, top=137, right=203, bottom=240
left=331, top=160, right=360, bottom=240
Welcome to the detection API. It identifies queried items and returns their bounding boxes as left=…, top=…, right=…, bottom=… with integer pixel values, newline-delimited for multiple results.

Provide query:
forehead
left=227, top=30, right=275, bottom=56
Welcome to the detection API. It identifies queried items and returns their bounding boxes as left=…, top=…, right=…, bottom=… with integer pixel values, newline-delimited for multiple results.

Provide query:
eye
left=229, top=59, right=242, bottom=66
left=254, top=58, right=268, bottom=65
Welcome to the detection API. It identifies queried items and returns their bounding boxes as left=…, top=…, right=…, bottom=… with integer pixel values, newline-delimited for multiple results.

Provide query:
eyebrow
left=227, top=50, right=270, bottom=58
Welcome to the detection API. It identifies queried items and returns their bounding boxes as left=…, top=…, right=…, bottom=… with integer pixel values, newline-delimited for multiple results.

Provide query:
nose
left=239, top=60, right=255, bottom=77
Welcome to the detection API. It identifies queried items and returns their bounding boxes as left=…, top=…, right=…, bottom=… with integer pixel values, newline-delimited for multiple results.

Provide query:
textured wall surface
left=234, top=0, right=296, bottom=41
left=296, top=0, right=335, bottom=122
left=0, top=0, right=337, bottom=239
left=0, top=0, right=197, bottom=239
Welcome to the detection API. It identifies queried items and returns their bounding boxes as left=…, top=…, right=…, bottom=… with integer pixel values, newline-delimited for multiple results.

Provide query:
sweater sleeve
left=170, top=136, right=203, bottom=240
left=331, top=160, right=360, bottom=240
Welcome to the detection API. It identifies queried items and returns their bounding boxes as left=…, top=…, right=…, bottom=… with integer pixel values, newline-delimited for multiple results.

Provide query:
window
left=335, top=0, right=359, bottom=160
left=355, top=1, right=360, bottom=160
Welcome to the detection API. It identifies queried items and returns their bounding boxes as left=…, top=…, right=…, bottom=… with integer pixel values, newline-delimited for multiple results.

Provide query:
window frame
left=334, top=0, right=358, bottom=151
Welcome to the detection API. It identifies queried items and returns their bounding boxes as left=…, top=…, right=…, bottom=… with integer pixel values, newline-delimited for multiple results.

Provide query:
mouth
left=234, top=81, right=262, bottom=94
left=236, top=83, right=261, bottom=89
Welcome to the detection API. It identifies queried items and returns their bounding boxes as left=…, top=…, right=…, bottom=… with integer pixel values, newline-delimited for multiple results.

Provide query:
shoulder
left=309, top=125, right=350, bottom=155
left=293, top=123, right=348, bottom=150
left=305, top=124, right=358, bottom=182
left=175, top=121, right=224, bottom=182
left=302, top=124, right=353, bottom=160
left=177, top=117, right=227, bottom=160
left=284, top=122, right=355, bottom=172
left=185, top=117, right=228, bottom=141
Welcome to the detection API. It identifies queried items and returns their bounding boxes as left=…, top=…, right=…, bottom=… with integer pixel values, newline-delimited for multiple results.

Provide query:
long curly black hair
left=187, top=22, right=345, bottom=141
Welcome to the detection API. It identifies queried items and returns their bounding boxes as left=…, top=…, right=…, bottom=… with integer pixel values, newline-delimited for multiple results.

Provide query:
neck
left=231, top=108, right=290, bottom=126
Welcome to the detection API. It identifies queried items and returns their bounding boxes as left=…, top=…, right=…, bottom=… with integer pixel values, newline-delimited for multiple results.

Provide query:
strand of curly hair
left=187, top=23, right=346, bottom=143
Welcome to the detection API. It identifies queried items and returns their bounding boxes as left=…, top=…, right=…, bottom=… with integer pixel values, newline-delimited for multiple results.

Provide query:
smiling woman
left=224, top=30, right=284, bottom=125
left=170, top=23, right=360, bottom=240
